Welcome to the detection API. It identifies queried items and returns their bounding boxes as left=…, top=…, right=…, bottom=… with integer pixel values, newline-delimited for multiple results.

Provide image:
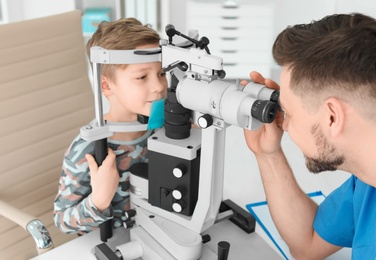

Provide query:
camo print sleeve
left=54, top=131, right=151, bottom=235
left=53, top=135, right=111, bottom=235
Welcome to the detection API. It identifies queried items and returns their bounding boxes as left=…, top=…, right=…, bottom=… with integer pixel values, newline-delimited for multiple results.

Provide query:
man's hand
left=242, top=71, right=284, bottom=157
left=86, top=148, right=119, bottom=212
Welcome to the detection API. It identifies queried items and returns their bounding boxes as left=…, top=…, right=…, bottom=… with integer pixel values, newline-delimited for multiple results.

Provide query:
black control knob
left=123, top=219, right=135, bottom=229
left=172, top=187, right=185, bottom=200
left=218, top=241, right=230, bottom=260
left=202, top=234, right=211, bottom=244
left=172, top=164, right=187, bottom=178
left=124, top=209, right=136, bottom=219
left=172, top=200, right=185, bottom=213
left=197, top=114, right=214, bottom=129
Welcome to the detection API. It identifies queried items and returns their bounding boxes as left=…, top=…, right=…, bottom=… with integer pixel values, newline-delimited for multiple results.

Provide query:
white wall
left=21, top=0, right=75, bottom=20
left=1, top=0, right=76, bottom=22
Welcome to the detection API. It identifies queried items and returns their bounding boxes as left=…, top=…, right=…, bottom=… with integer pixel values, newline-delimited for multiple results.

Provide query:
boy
left=54, top=18, right=167, bottom=234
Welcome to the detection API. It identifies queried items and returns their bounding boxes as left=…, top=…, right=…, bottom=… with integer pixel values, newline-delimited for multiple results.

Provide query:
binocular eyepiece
left=251, top=98, right=279, bottom=124
left=164, top=77, right=280, bottom=139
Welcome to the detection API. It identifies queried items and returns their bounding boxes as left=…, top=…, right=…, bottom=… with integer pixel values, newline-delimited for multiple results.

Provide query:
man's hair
left=86, top=18, right=160, bottom=82
left=273, top=13, right=376, bottom=118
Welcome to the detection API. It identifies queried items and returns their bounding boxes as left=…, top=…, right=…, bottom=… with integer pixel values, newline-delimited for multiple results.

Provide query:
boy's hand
left=86, top=148, right=119, bottom=212
left=243, top=71, right=284, bottom=158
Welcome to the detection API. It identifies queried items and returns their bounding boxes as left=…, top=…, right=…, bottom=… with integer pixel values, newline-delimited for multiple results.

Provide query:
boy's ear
left=324, top=97, right=345, bottom=138
left=101, top=76, right=112, bottom=96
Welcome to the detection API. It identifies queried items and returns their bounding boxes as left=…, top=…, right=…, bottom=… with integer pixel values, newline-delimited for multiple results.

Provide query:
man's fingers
left=265, top=78, right=280, bottom=90
left=240, top=71, right=266, bottom=86
left=249, top=71, right=280, bottom=91
left=240, top=79, right=248, bottom=86
left=250, top=71, right=266, bottom=84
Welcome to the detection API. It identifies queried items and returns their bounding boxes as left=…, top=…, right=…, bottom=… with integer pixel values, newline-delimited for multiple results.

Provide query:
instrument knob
left=197, top=114, right=214, bottom=129
left=172, top=200, right=185, bottom=213
left=172, top=164, right=187, bottom=178
left=172, top=187, right=185, bottom=200
left=218, top=241, right=230, bottom=260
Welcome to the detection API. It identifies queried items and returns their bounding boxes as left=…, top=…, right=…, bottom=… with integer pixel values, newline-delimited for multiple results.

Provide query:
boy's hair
left=86, top=18, right=160, bottom=82
left=272, top=13, right=376, bottom=118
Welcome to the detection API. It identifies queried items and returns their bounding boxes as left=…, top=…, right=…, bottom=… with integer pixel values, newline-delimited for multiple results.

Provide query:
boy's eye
left=137, top=75, right=146, bottom=80
left=160, top=72, right=166, bottom=77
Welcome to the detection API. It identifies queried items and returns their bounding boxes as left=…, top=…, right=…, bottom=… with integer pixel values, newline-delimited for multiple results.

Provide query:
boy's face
left=103, top=44, right=167, bottom=122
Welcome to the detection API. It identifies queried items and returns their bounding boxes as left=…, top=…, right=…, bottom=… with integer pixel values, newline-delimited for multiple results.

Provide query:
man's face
left=305, top=124, right=345, bottom=173
left=279, top=67, right=344, bottom=173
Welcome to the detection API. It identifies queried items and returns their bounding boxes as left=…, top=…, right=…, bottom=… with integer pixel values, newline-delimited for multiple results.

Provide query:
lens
left=270, top=90, right=280, bottom=108
left=164, top=89, right=192, bottom=139
left=251, top=100, right=279, bottom=123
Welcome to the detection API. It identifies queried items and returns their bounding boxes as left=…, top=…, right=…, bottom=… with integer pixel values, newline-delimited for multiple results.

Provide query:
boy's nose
left=151, top=78, right=167, bottom=93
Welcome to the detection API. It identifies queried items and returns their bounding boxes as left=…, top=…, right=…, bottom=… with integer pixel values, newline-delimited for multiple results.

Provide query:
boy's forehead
left=124, top=61, right=162, bottom=72
left=135, top=43, right=159, bottom=49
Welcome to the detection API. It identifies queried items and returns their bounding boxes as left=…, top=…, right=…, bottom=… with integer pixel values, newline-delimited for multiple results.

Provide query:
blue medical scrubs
left=313, top=175, right=376, bottom=259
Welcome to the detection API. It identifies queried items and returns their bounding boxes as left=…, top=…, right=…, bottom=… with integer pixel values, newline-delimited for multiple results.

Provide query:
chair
left=0, top=10, right=94, bottom=259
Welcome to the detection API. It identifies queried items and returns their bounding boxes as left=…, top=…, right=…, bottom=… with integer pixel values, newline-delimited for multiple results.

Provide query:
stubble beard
left=304, top=124, right=345, bottom=174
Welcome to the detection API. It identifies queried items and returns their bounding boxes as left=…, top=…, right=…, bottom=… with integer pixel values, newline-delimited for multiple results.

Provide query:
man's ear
left=324, top=97, right=345, bottom=138
left=101, top=75, right=112, bottom=96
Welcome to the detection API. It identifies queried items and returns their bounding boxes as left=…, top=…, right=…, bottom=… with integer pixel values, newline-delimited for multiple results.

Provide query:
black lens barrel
left=251, top=100, right=279, bottom=123
left=164, top=89, right=192, bottom=139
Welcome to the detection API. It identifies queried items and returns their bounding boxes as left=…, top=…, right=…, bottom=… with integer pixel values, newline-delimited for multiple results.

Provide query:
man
left=244, top=13, right=376, bottom=259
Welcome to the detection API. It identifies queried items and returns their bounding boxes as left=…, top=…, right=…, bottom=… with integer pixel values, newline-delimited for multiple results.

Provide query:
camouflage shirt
left=54, top=130, right=151, bottom=235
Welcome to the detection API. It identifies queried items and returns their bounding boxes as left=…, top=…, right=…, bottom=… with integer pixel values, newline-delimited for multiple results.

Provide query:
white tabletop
left=31, top=219, right=282, bottom=260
